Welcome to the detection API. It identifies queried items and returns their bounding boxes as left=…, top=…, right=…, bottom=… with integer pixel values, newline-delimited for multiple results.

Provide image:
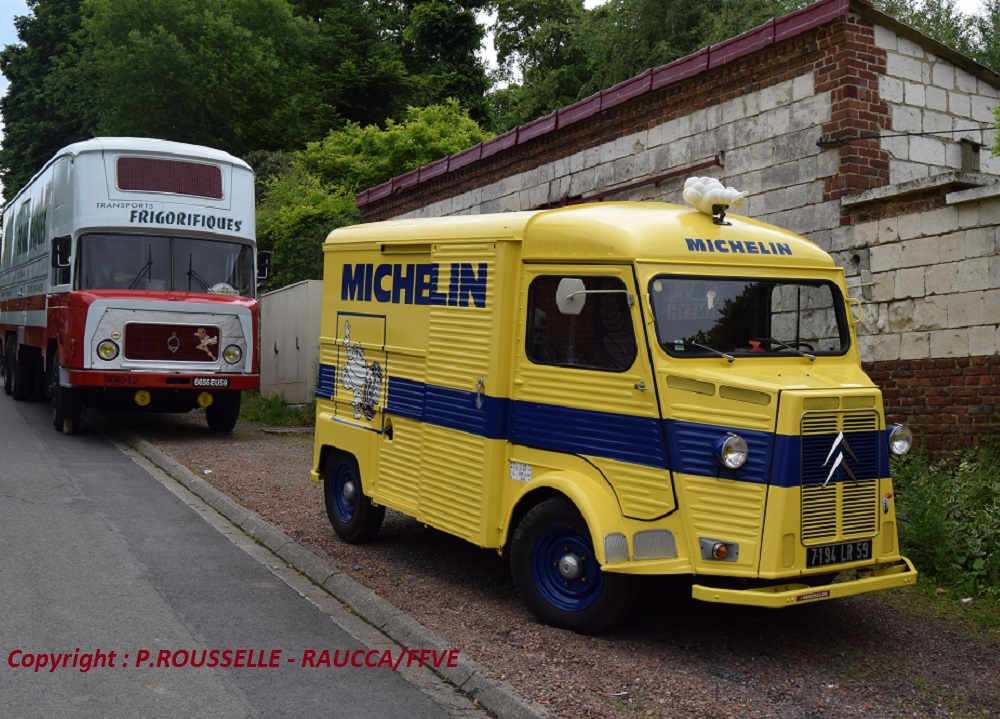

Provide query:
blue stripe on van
left=316, top=364, right=338, bottom=400
left=665, top=420, right=773, bottom=484
left=321, top=365, right=891, bottom=485
left=509, top=401, right=668, bottom=469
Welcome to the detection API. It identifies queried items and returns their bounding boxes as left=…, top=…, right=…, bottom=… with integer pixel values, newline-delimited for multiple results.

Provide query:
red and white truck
left=0, top=137, right=265, bottom=434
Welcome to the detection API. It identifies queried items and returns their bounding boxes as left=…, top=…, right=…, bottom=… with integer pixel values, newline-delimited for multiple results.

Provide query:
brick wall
left=865, top=356, right=1000, bottom=455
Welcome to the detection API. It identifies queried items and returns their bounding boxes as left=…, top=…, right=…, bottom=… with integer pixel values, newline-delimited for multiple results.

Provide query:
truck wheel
left=323, top=453, right=384, bottom=544
left=10, top=343, right=33, bottom=401
left=205, top=391, right=241, bottom=432
left=50, top=362, right=81, bottom=435
left=2, top=337, right=12, bottom=396
left=510, top=497, right=635, bottom=634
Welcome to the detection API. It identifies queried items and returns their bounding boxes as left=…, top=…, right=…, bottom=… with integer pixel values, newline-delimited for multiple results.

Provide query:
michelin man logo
left=340, top=320, right=382, bottom=421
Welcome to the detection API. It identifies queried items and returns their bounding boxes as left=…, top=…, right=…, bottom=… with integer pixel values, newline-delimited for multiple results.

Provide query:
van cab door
left=510, top=266, right=674, bottom=520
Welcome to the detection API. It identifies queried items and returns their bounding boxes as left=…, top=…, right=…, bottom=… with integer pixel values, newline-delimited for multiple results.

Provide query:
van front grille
left=799, top=409, right=881, bottom=545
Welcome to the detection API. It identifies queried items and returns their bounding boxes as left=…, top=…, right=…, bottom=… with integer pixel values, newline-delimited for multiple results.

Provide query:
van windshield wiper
left=679, top=340, right=735, bottom=363
left=762, top=337, right=816, bottom=361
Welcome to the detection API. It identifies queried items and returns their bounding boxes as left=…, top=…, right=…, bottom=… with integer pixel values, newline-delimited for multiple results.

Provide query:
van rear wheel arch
left=322, top=449, right=385, bottom=544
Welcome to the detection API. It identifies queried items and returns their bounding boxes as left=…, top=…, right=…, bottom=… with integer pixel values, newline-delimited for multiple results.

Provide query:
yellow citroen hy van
left=310, top=191, right=916, bottom=633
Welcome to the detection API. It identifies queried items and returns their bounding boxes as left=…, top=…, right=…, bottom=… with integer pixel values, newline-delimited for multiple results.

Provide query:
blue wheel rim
left=530, top=525, right=604, bottom=612
left=331, top=463, right=357, bottom=523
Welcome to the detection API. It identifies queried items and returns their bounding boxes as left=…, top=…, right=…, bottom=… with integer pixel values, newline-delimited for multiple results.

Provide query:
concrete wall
left=260, top=280, right=323, bottom=404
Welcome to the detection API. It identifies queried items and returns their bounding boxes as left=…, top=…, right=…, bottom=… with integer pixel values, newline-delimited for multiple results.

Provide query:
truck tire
left=205, top=391, right=241, bottom=432
left=2, top=337, right=12, bottom=396
left=10, top=343, right=34, bottom=401
left=323, top=452, right=385, bottom=544
left=50, top=361, right=81, bottom=435
left=510, top=497, right=635, bottom=634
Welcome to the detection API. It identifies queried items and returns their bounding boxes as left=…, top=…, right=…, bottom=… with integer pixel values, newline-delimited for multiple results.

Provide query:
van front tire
left=324, top=453, right=385, bottom=544
left=510, top=497, right=634, bottom=634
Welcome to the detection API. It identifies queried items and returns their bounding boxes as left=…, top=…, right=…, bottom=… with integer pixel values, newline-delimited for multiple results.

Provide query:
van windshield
left=77, top=233, right=255, bottom=298
left=649, top=275, right=849, bottom=359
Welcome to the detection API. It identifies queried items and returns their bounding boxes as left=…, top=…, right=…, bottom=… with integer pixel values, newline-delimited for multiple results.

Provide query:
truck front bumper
left=68, top=370, right=259, bottom=390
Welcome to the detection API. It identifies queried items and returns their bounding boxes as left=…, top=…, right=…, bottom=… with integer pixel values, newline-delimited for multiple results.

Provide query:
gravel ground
left=108, top=411, right=999, bottom=719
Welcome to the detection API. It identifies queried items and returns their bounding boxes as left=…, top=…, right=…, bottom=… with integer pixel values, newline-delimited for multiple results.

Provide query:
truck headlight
left=223, top=344, right=242, bottom=364
left=715, top=433, right=748, bottom=469
left=888, top=424, right=912, bottom=455
left=97, top=339, right=120, bottom=361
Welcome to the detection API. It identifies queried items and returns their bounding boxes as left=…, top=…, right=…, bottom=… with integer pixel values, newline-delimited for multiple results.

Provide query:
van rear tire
left=510, top=497, right=634, bottom=634
left=323, top=452, right=385, bottom=544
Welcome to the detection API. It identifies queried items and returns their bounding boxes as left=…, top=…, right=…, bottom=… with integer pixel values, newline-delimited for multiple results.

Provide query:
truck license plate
left=807, top=540, right=871, bottom=568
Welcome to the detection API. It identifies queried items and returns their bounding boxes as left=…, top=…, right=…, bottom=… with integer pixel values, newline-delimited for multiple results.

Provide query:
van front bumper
left=692, top=556, right=917, bottom=607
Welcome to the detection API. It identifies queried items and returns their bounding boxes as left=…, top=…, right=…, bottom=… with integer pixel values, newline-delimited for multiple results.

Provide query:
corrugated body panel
left=424, top=243, right=498, bottom=391
left=418, top=242, right=499, bottom=545
left=376, top=352, right=426, bottom=512
left=376, top=416, right=422, bottom=513
left=417, top=424, right=487, bottom=542
left=681, top=475, right=767, bottom=543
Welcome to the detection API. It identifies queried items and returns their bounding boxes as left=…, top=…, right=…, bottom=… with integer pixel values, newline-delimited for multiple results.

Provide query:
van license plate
left=807, top=540, right=871, bottom=568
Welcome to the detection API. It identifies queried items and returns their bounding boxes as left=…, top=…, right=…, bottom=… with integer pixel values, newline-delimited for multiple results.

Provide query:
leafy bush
left=892, top=443, right=1000, bottom=600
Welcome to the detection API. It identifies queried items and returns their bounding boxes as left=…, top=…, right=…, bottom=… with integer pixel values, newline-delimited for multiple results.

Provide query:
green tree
left=257, top=101, right=492, bottom=288
left=489, top=0, right=589, bottom=129
left=0, top=0, right=86, bottom=198
left=75, top=0, right=313, bottom=156
left=874, top=0, right=978, bottom=58
left=487, top=0, right=811, bottom=131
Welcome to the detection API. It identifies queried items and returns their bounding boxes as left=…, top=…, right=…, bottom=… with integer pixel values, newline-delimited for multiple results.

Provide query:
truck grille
left=800, top=410, right=881, bottom=545
left=124, top=323, right=220, bottom=362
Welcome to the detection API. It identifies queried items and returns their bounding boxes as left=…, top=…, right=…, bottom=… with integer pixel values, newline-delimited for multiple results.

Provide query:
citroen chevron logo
left=822, top=431, right=859, bottom=487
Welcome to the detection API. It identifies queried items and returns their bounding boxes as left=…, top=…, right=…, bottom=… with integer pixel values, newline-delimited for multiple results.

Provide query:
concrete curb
left=118, top=430, right=550, bottom=719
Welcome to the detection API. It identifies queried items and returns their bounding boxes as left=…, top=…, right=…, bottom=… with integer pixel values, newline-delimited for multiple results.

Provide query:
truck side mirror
left=51, top=236, right=71, bottom=269
left=257, top=250, right=271, bottom=280
left=556, top=277, right=587, bottom=315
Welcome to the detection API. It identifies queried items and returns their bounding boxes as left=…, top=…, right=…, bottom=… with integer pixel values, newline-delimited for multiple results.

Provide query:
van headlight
left=97, top=339, right=120, bottom=361
left=888, top=424, right=912, bottom=455
left=715, top=433, right=748, bottom=469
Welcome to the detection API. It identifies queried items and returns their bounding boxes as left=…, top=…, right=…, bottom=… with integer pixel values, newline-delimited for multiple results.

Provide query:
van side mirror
left=257, top=250, right=271, bottom=280
left=51, top=236, right=71, bottom=268
left=556, top=277, right=634, bottom=315
left=556, top=277, right=587, bottom=315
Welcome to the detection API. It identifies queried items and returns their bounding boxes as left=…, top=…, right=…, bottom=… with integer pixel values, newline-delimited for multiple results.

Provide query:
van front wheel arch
left=323, top=452, right=385, bottom=544
left=510, top=497, right=634, bottom=634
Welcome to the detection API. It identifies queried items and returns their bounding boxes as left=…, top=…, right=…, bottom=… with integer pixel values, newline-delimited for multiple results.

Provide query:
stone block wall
left=874, top=23, right=999, bottom=183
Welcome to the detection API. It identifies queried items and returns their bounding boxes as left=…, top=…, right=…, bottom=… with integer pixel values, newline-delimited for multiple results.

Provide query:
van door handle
left=634, top=381, right=654, bottom=391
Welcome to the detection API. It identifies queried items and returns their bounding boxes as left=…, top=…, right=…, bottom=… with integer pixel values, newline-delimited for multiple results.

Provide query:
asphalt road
left=0, top=393, right=476, bottom=719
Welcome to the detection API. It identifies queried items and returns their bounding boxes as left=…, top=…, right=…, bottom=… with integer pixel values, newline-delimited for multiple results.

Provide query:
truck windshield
left=77, top=233, right=255, bottom=298
left=649, top=275, right=849, bottom=359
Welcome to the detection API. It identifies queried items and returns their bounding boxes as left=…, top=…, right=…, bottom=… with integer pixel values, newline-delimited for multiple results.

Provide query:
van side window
left=526, top=276, right=636, bottom=371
